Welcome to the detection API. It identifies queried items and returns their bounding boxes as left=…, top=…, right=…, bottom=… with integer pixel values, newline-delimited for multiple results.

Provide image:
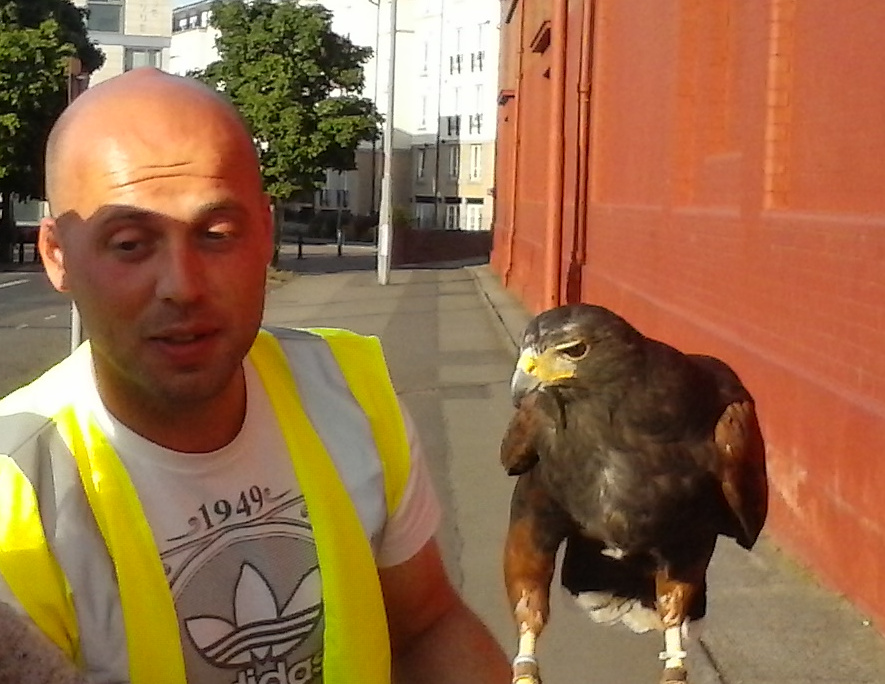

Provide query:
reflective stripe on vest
left=0, top=458, right=80, bottom=661
left=0, top=327, right=410, bottom=683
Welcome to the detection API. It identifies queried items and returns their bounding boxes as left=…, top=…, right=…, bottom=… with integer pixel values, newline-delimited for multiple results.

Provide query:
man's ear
left=39, top=217, right=68, bottom=293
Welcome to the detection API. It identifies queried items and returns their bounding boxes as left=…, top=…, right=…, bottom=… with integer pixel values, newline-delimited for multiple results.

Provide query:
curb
left=465, top=264, right=528, bottom=354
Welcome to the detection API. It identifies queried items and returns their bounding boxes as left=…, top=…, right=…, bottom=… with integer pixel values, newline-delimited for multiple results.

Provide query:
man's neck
left=93, top=368, right=247, bottom=454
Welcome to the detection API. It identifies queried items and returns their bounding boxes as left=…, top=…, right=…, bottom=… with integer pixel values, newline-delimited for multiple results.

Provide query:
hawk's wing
left=500, top=390, right=563, bottom=476
left=715, top=399, right=768, bottom=549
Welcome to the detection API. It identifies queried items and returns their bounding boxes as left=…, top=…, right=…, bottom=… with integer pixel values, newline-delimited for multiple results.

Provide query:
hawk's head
left=510, top=304, right=644, bottom=405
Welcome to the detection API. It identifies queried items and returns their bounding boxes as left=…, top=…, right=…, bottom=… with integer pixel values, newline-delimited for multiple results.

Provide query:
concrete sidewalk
left=265, top=242, right=885, bottom=683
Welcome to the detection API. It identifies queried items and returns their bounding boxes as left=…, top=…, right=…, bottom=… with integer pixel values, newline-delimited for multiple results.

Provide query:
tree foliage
left=0, top=0, right=103, bottom=257
left=197, top=0, right=382, bottom=202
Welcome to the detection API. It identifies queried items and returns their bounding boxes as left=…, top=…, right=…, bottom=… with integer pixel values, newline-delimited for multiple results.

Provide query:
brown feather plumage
left=500, top=303, right=769, bottom=683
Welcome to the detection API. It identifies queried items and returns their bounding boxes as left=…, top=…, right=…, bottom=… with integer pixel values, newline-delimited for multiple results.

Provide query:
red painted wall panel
left=493, top=0, right=885, bottom=629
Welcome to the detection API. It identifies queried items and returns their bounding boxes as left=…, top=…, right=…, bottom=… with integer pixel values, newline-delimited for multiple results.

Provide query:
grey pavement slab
left=262, top=243, right=885, bottom=684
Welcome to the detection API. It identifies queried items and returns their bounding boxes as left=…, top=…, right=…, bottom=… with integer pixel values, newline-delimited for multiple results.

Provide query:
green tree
left=0, top=0, right=103, bottom=261
left=197, top=0, right=382, bottom=229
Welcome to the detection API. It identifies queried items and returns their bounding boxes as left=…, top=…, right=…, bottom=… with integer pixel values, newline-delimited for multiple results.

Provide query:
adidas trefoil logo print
left=186, top=563, right=323, bottom=667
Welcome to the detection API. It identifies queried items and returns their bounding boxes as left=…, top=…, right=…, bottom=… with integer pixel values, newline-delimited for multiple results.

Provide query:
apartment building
left=74, top=0, right=172, bottom=83
left=327, top=0, right=500, bottom=231
left=168, top=0, right=499, bottom=231
left=13, top=1, right=171, bottom=224
left=168, top=0, right=218, bottom=76
left=410, top=0, right=499, bottom=231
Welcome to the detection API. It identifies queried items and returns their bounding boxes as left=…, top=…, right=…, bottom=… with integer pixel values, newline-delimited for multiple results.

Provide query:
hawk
left=500, top=304, right=768, bottom=684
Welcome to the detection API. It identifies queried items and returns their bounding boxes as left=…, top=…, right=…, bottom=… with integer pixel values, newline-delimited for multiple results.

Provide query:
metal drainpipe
left=568, top=0, right=595, bottom=303
left=543, top=0, right=569, bottom=309
left=503, top=0, right=526, bottom=286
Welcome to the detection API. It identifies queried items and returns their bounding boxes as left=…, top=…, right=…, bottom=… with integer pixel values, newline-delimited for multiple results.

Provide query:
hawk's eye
left=557, top=341, right=589, bottom=359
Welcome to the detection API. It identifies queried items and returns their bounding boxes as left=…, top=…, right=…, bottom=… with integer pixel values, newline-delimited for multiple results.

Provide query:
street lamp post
left=376, top=0, right=397, bottom=285
left=67, top=57, right=84, bottom=353
left=368, top=0, right=381, bottom=217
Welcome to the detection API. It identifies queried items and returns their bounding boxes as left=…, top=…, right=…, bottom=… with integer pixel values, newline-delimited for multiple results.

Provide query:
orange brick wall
left=493, top=0, right=885, bottom=629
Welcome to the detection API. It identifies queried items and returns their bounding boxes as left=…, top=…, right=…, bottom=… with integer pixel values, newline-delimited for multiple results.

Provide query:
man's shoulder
left=266, top=325, right=378, bottom=346
left=0, top=350, right=90, bottom=456
left=264, top=326, right=387, bottom=368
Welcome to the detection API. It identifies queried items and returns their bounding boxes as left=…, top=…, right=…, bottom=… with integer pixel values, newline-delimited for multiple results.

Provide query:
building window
left=448, top=146, right=460, bottom=179
left=471, top=51, right=484, bottom=72
left=474, top=84, right=484, bottom=114
left=416, top=148, right=426, bottom=180
left=420, top=41, right=430, bottom=75
left=201, top=11, right=211, bottom=27
left=415, top=202, right=434, bottom=229
left=468, top=113, right=483, bottom=135
left=465, top=203, right=483, bottom=231
left=419, top=95, right=428, bottom=130
left=125, top=48, right=161, bottom=71
left=87, top=0, right=124, bottom=33
left=445, top=203, right=460, bottom=230
left=446, top=115, right=461, bottom=137
left=469, top=144, right=482, bottom=181
left=449, top=54, right=462, bottom=75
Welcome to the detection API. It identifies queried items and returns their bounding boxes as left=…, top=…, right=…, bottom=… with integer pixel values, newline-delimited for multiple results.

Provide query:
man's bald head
left=45, top=68, right=261, bottom=215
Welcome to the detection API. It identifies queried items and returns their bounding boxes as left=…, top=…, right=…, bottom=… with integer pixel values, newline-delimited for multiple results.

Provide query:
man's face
left=45, top=99, right=272, bottom=414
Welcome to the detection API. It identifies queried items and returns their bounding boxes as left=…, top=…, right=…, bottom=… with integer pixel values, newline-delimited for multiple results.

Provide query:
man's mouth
left=161, top=333, right=205, bottom=344
left=148, top=329, right=221, bottom=360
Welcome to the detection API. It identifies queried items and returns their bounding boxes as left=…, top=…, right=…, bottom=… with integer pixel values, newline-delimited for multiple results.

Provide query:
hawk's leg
left=504, top=471, right=571, bottom=684
left=654, top=540, right=715, bottom=684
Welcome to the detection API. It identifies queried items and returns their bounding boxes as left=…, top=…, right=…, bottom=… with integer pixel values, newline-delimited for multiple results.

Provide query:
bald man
left=0, top=68, right=510, bottom=684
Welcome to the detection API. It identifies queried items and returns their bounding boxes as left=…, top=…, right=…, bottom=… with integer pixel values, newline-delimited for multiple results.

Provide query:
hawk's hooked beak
left=510, top=352, right=541, bottom=405
left=510, top=347, right=576, bottom=405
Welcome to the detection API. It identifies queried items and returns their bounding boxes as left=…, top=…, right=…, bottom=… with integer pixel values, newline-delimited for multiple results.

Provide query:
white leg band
left=512, top=625, right=539, bottom=682
left=659, top=625, right=688, bottom=669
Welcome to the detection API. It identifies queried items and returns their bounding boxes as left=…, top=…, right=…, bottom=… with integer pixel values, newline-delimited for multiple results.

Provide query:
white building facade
left=13, top=0, right=171, bottom=225
left=169, top=0, right=219, bottom=76
left=322, top=0, right=500, bottom=230
left=408, top=0, right=498, bottom=230
left=74, top=0, right=172, bottom=84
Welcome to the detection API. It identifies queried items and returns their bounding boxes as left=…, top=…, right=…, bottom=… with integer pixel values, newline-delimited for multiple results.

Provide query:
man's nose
left=155, top=243, right=205, bottom=304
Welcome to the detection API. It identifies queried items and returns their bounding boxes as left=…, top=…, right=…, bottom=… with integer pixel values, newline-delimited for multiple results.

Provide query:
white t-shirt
left=84, top=358, right=440, bottom=684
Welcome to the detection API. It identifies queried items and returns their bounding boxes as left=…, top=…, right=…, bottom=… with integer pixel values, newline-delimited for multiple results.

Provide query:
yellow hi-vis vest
left=0, top=327, right=411, bottom=683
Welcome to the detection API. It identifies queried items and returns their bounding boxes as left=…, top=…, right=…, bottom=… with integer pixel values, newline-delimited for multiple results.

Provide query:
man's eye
left=203, top=220, right=237, bottom=241
left=110, top=235, right=145, bottom=252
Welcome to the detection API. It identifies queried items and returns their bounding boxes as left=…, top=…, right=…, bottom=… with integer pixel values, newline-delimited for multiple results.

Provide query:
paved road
left=0, top=271, right=70, bottom=397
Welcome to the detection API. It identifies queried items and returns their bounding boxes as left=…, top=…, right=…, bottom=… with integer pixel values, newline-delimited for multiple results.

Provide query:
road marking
left=0, top=279, right=28, bottom=289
